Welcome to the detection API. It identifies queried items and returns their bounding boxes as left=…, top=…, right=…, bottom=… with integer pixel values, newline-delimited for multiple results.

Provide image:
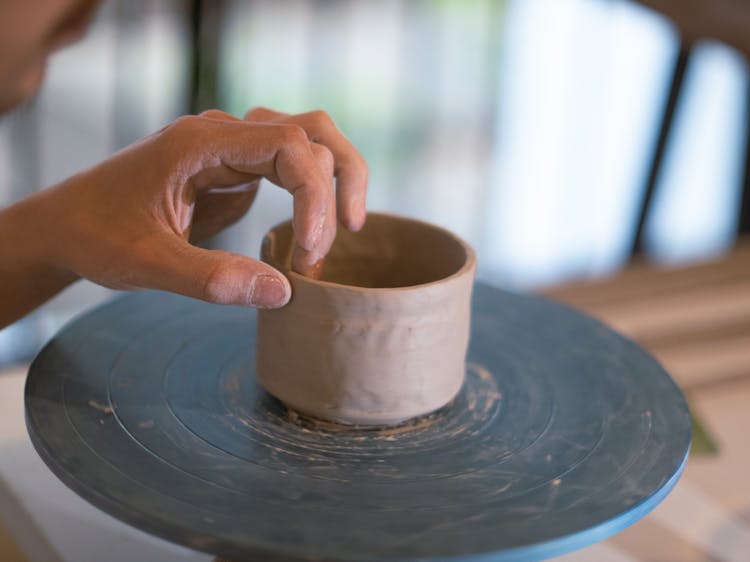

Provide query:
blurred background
left=2, top=2, right=750, bottom=561
left=0, top=0, right=748, bottom=359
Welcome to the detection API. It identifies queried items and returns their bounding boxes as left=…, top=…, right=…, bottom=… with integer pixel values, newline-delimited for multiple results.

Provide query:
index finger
left=244, top=107, right=368, bottom=232
left=165, top=116, right=335, bottom=265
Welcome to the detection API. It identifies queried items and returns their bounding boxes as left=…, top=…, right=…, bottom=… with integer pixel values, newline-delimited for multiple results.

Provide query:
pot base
left=277, top=395, right=457, bottom=434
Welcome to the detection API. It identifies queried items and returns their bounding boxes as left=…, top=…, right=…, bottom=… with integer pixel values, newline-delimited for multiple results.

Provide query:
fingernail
left=249, top=275, right=290, bottom=308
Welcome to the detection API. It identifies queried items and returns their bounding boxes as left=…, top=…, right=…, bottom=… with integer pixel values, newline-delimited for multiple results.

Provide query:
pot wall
left=256, top=213, right=476, bottom=426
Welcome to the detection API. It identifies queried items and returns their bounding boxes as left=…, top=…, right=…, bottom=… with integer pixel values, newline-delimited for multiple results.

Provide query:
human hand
left=33, top=108, right=367, bottom=308
left=240, top=106, right=368, bottom=276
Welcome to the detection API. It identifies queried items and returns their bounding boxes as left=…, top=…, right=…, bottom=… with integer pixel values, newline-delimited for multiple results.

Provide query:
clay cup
left=256, top=213, right=476, bottom=426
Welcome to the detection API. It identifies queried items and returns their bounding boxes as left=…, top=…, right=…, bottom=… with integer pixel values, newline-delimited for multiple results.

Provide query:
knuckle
left=307, top=109, right=334, bottom=129
left=198, top=109, right=228, bottom=119
left=245, top=106, right=268, bottom=119
left=278, top=124, right=309, bottom=146
left=173, top=114, right=202, bottom=131
left=154, top=118, right=197, bottom=165
left=161, top=115, right=202, bottom=145
left=312, top=143, right=334, bottom=164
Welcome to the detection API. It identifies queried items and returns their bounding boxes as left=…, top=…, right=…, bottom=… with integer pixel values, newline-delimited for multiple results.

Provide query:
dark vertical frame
left=630, top=43, right=692, bottom=257
left=189, top=0, right=224, bottom=114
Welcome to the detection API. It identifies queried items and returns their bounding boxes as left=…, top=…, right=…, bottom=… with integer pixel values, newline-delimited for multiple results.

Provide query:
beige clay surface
left=256, top=213, right=476, bottom=426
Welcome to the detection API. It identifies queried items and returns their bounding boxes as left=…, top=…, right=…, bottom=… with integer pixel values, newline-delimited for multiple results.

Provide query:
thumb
left=149, top=236, right=291, bottom=308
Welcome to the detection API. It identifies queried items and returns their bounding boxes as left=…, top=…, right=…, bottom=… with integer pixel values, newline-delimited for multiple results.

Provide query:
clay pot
left=256, top=213, right=476, bottom=426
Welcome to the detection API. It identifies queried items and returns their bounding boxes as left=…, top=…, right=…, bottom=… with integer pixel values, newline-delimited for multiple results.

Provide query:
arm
left=0, top=190, right=79, bottom=327
left=0, top=108, right=368, bottom=330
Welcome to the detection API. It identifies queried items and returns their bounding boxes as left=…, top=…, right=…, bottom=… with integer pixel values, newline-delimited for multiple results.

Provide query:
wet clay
left=256, top=212, right=476, bottom=426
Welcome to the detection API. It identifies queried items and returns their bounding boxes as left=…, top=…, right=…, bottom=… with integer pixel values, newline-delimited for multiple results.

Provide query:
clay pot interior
left=264, top=213, right=470, bottom=288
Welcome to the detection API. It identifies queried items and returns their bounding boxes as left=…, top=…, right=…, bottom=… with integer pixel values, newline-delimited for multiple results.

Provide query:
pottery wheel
left=25, top=283, right=691, bottom=561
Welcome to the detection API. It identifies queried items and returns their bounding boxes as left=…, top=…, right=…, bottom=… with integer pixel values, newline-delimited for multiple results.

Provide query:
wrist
left=0, top=187, right=80, bottom=285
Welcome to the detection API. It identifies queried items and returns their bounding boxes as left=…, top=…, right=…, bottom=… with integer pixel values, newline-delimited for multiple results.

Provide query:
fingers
left=272, top=127, right=334, bottom=261
left=243, top=108, right=368, bottom=232
left=164, top=116, right=333, bottom=263
left=162, top=110, right=364, bottom=278
left=292, top=142, right=336, bottom=276
left=147, top=235, right=291, bottom=308
left=289, top=110, right=367, bottom=232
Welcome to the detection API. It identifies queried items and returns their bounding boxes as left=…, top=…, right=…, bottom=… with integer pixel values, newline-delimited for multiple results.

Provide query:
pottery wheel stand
left=25, top=283, right=691, bottom=561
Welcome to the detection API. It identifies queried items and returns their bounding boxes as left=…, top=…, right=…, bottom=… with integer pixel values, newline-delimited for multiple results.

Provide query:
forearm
left=0, top=189, right=79, bottom=329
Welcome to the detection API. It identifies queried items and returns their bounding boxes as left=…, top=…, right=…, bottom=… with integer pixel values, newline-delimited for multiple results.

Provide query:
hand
left=241, top=107, right=368, bottom=275
left=31, top=108, right=368, bottom=309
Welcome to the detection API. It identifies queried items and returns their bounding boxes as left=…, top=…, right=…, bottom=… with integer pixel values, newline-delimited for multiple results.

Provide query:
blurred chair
left=630, top=0, right=750, bottom=257
left=638, top=0, right=750, bottom=58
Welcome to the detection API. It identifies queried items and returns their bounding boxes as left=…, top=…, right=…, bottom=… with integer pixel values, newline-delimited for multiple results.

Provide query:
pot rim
left=265, top=211, right=477, bottom=294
